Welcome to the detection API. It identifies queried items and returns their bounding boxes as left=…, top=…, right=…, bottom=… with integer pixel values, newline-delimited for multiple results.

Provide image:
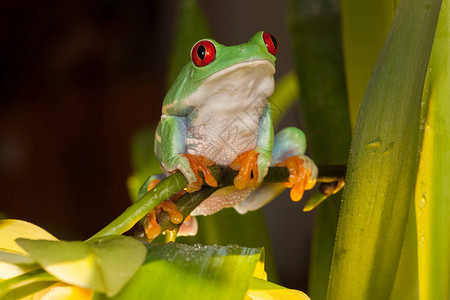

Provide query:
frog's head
left=163, top=31, right=278, bottom=115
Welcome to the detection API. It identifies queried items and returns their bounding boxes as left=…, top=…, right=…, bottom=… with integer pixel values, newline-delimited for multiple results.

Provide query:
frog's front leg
left=231, top=103, right=274, bottom=189
left=234, top=127, right=317, bottom=213
left=156, top=115, right=217, bottom=192
left=272, top=127, right=318, bottom=201
left=142, top=115, right=218, bottom=240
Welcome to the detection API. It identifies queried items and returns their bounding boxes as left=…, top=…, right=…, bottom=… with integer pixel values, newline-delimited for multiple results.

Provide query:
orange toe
left=184, top=214, right=192, bottom=222
left=144, top=178, right=164, bottom=240
left=147, top=178, right=161, bottom=192
left=144, top=209, right=161, bottom=240
left=143, top=188, right=187, bottom=240
left=161, top=200, right=183, bottom=224
left=182, top=154, right=217, bottom=192
left=230, top=149, right=259, bottom=190
left=277, top=156, right=312, bottom=202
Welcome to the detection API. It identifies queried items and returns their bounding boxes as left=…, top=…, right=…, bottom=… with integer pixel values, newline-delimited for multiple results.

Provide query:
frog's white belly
left=186, top=112, right=260, bottom=165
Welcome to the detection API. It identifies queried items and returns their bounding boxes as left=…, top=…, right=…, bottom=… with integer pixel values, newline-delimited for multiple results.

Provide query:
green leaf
left=414, top=1, right=450, bottom=299
left=246, top=277, right=310, bottom=300
left=166, top=0, right=211, bottom=87
left=0, top=251, right=35, bottom=265
left=0, top=269, right=56, bottom=299
left=289, top=0, right=351, bottom=166
left=16, top=235, right=146, bottom=297
left=270, top=72, right=300, bottom=126
left=340, top=1, right=421, bottom=298
left=130, top=127, right=160, bottom=178
left=327, top=0, right=442, bottom=298
left=340, top=0, right=396, bottom=126
left=127, top=127, right=162, bottom=202
left=93, top=243, right=263, bottom=300
left=302, top=190, right=330, bottom=212
left=390, top=205, right=418, bottom=299
left=191, top=209, right=279, bottom=281
left=3, top=282, right=55, bottom=300
left=289, top=1, right=352, bottom=298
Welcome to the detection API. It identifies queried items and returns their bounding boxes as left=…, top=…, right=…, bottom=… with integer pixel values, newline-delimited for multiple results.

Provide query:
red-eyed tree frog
left=139, top=32, right=318, bottom=239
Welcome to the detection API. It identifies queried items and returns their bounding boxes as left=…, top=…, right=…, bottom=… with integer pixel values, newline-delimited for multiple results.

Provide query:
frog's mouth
left=200, top=59, right=275, bottom=83
left=186, top=59, right=276, bottom=110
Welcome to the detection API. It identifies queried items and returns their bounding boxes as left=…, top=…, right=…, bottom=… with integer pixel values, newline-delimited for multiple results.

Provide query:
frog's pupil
left=270, top=35, right=278, bottom=50
left=197, top=45, right=206, bottom=60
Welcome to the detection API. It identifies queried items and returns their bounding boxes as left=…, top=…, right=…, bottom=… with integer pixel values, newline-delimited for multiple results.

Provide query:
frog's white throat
left=184, top=59, right=275, bottom=165
left=184, top=59, right=275, bottom=123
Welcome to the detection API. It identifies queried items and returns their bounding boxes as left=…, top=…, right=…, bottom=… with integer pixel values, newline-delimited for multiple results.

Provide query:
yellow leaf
left=252, top=249, right=267, bottom=280
left=0, top=220, right=57, bottom=254
left=245, top=278, right=310, bottom=300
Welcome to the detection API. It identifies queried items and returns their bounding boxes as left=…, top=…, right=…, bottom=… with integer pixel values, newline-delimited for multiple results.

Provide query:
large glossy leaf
left=191, top=209, right=278, bottom=281
left=340, top=1, right=420, bottom=298
left=288, top=0, right=351, bottom=298
left=93, top=243, right=263, bottom=300
left=327, top=0, right=442, bottom=298
left=414, top=1, right=450, bottom=299
left=16, top=235, right=146, bottom=297
left=340, top=0, right=395, bottom=127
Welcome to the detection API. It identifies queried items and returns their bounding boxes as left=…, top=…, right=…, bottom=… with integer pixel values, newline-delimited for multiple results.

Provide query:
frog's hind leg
left=234, top=127, right=317, bottom=214
left=234, top=182, right=286, bottom=214
left=178, top=215, right=198, bottom=236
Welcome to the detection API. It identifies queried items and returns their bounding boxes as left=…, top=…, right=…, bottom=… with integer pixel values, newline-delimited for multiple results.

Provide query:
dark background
left=0, top=0, right=314, bottom=290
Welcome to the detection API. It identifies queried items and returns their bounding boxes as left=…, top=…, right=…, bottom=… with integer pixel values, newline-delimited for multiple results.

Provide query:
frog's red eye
left=191, top=40, right=216, bottom=67
left=263, top=32, right=278, bottom=56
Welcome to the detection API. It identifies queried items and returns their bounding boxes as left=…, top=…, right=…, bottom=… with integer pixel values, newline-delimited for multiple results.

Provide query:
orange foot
left=182, top=154, right=217, bottom=193
left=143, top=178, right=186, bottom=240
left=230, top=149, right=260, bottom=190
left=276, top=155, right=317, bottom=202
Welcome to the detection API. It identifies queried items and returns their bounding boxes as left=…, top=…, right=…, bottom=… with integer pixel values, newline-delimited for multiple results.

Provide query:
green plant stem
left=89, top=172, right=188, bottom=240
left=92, top=165, right=344, bottom=240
